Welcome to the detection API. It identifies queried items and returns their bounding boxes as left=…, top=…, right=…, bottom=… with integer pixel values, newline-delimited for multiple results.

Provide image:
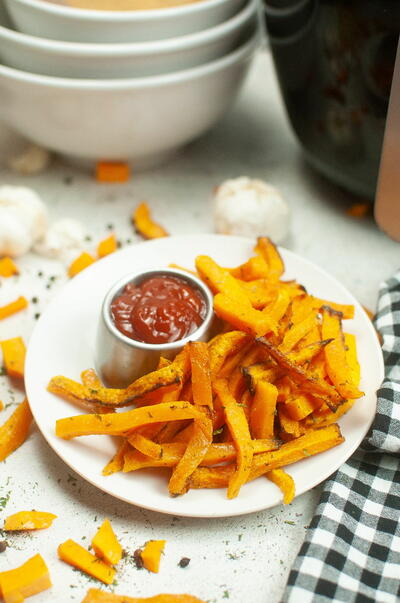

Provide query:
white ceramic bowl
left=0, top=0, right=256, bottom=78
left=5, top=0, right=246, bottom=42
left=0, top=35, right=257, bottom=167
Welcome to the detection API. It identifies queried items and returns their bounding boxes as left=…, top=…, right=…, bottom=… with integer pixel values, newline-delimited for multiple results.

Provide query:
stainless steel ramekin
left=95, top=267, right=215, bottom=388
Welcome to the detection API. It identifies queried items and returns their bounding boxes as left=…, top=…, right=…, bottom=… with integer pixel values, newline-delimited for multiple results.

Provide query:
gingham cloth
left=284, top=270, right=400, bottom=603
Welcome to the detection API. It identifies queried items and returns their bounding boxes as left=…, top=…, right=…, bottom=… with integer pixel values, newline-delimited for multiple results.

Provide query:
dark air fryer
left=264, top=0, right=400, bottom=199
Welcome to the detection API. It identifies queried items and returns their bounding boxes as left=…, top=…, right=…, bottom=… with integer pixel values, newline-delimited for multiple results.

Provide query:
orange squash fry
left=312, top=298, right=354, bottom=320
left=96, top=161, right=130, bottom=183
left=214, top=293, right=277, bottom=337
left=97, top=234, right=117, bottom=258
left=1, top=336, right=26, bottom=379
left=0, top=399, right=32, bottom=462
left=264, top=289, right=291, bottom=322
left=321, top=306, right=364, bottom=399
left=255, top=237, right=284, bottom=280
left=344, top=333, right=361, bottom=387
left=278, top=405, right=303, bottom=438
left=0, top=257, right=19, bottom=277
left=189, top=342, right=213, bottom=410
left=190, top=424, right=344, bottom=488
left=82, top=589, right=206, bottom=603
left=229, top=255, right=270, bottom=281
left=280, top=311, right=319, bottom=353
left=284, top=393, right=316, bottom=421
left=213, top=378, right=253, bottom=499
left=250, top=382, right=278, bottom=440
left=0, top=296, right=28, bottom=320
left=256, top=337, right=344, bottom=411
left=68, top=252, right=96, bottom=278
left=287, top=339, right=333, bottom=366
left=209, top=331, right=250, bottom=377
left=195, top=255, right=250, bottom=303
left=266, top=468, right=295, bottom=504
left=238, top=280, right=278, bottom=309
left=123, top=439, right=280, bottom=472
left=102, top=440, right=131, bottom=476
left=128, top=432, right=162, bottom=459
left=56, top=401, right=203, bottom=440
left=133, top=202, right=168, bottom=239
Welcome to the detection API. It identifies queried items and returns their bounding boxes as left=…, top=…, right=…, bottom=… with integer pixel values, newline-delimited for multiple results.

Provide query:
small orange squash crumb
left=0, top=297, right=28, bottom=321
left=0, top=257, right=19, bottom=277
left=96, top=162, right=130, bottom=183
left=68, top=252, right=96, bottom=278
left=0, top=553, right=51, bottom=603
left=141, top=540, right=166, bottom=573
left=132, top=202, right=168, bottom=239
left=0, top=399, right=32, bottom=462
left=0, top=400, right=3, bottom=411
left=58, top=539, right=115, bottom=585
left=4, top=511, right=57, bottom=531
left=0, top=337, right=26, bottom=379
left=91, top=519, right=122, bottom=566
left=97, top=234, right=117, bottom=259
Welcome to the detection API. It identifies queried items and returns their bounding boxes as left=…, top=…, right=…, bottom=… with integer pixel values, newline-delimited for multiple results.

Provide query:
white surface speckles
left=0, top=48, right=398, bottom=603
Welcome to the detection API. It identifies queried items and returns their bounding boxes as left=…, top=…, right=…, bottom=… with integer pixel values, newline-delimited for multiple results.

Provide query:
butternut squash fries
left=49, top=238, right=362, bottom=502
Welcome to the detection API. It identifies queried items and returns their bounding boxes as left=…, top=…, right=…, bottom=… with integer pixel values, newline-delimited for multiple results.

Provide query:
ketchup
left=111, top=275, right=207, bottom=344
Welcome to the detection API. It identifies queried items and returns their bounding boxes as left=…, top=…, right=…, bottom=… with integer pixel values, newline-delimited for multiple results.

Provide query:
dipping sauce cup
left=96, top=267, right=215, bottom=387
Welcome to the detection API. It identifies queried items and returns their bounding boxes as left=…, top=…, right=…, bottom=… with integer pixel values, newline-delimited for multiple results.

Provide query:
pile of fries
left=49, top=238, right=363, bottom=503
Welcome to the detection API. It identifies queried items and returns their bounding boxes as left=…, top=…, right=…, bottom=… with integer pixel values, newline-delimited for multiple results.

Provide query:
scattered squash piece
left=96, top=162, right=130, bottom=183
left=141, top=540, right=166, bottom=573
left=4, top=511, right=57, bottom=531
left=0, top=399, right=32, bottom=462
left=133, top=202, right=168, bottom=239
left=68, top=252, right=96, bottom=278
left=91, top=519, right=122, bottom=566
left=266, top=468, right=295, bottom=504
left=346, top=203, right=370, bottom=218
left=0, top=297, right=28, bottom=321
left=0, top=400, right=3, bottom=411
left=97, top=234, right=117, bottom=259
left=82, top=589, right=206, bottom=603
left=0, top=257, right=19, bottom=277
left=1, top=337, right=26, bottom=379
left=0, top=554, right=51, bottom=603
left=58, top=539, right=115, bottom=585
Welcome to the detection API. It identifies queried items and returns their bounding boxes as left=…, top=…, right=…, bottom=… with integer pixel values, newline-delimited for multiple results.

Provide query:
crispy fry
left=189, top=342, right=213, bottom=410
left=195, top=256, right=250, bottom=303
left=255, top=237, right=284, bottom=280
left=229, top=255, right=270, bottom=281
left=321, top=306, right=364, bottom=399
left=102, top=440, right=130, bottom=476
left=213, top=379, right=253, bottom=498
left=278, top=405, right=303, bottom=439
left=214, top=294, right=277, bottom=337
left=287, top=339, right=333, bottom=366
left=280, top=310, right=319, bottom=353
left=209, top=331, right=250, bottom=377
left=56, top=401, right=203, bottom=440
left=133, top=202, right=168, bottom=239
left=190, top=424, right=344, bottom=488
left=266, top=468, right=295, bottom=504
left=344, top=333, right=361, bottom=387
left=284, top=393, right=317, bottom=421
left=250, top=382, right=278, bottom=440
left=238, top=280, right=278, bottom=309
left=256, top=337, right=344, bottom=411
left=128, top=433, right=162, bottom=459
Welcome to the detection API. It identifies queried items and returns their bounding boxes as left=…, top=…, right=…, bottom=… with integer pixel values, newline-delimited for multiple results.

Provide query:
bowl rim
left=7, top=0, right=244, bottom=22
left=0, top=0, right=255, bottom=55
left=102, top=267, right=214, bottom=351
left=0, top=31, right=258, bottom=88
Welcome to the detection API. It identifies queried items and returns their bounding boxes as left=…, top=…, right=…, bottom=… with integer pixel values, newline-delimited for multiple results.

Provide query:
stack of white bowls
left=0, top=0, right=259, bottom=167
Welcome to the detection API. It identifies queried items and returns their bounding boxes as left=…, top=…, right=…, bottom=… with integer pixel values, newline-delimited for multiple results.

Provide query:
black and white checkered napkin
left=284, top=270, right=400, bottom=603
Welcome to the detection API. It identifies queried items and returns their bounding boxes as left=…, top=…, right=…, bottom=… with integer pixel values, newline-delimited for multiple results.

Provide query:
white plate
left=25, top=234, right=384, bottom=518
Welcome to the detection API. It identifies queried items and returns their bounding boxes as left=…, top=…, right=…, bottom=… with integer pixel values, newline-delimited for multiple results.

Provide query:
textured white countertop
left=0, top=48, right=398, bottom=603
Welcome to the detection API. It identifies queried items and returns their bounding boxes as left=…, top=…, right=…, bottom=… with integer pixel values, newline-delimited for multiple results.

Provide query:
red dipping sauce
left=111, top=275, right=207, bottom=345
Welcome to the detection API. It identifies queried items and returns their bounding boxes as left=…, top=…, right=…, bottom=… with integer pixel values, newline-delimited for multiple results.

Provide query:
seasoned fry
left=209, top=331, right=250, bottom=377
left=266, top=468, right=295, bottom=504
left=102, top=440, right=130, bottom=476
left=56, top=401, right=204, bottom=440
left=250, top=382, right=278, bottom=440
left=255, top=237, right=284, bottom=280
left=213, top=379, right=253, bottom=498
left=256, top=337, right=344, bottom=411
left=280, top=310, right=319, bottom=353
left=214, top=294, right=277, bottom=337
left=321, top=306, right=364, bottom=399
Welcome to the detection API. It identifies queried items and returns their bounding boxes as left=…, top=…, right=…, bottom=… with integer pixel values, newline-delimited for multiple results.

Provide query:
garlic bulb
left=8, top=144, right=52, bottom=175
left=0, top=186, right=48, bottom=257
left=213, top=177, right=290, bottom=244
left=33, top=218, right=88, bottom=263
